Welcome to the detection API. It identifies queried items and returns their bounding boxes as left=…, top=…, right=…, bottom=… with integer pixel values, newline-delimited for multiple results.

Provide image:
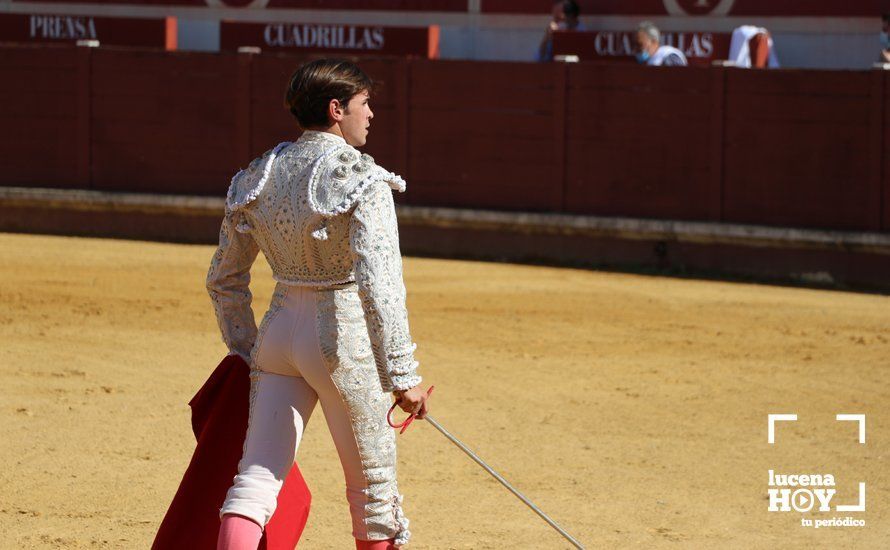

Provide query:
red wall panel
left=564, top=64, right=715, bottom=221
left=722, top=69, right=877, bottom=231
left=90, top=48, right=240, bottom=195
left=0, top=44, right=888, bottom=233
left=406, top=60, right=561, bottom=211
left=0, top=45, right=80, bottom=187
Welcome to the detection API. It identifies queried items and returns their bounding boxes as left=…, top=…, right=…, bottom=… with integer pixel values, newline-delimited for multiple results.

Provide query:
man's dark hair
left=561, top=0, right=580, bottom=19
left=884, top=13, right=890, bottom=23
left=285, top=59, right=373, bottom=129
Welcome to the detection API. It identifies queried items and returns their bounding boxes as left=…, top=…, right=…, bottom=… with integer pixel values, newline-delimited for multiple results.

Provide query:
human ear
left=329, top=98, right=344, bottom=122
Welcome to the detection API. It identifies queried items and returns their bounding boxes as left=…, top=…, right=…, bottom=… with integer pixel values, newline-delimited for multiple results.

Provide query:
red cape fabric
left=152, top=355, right=311, bottom=549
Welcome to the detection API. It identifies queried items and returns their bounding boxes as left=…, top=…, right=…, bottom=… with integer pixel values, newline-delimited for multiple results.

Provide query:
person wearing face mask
left=537, top=0, right=584, bottom=62
left=635, top=21, right=687, bottom=67
left=880, top=13, right=890, bottom=63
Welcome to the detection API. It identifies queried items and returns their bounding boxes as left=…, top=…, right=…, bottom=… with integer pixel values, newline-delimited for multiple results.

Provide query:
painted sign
left=0, top=13, right=176, bottom=49
left=553, top=30, right=732, bottom=66
left=12, top=0, right=467, bottom=11
left=220, top=21, right=439, bottom=57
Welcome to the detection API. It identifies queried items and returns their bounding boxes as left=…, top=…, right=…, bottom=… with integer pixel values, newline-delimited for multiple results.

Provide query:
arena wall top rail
left=0, top=42, right=886, bottom=233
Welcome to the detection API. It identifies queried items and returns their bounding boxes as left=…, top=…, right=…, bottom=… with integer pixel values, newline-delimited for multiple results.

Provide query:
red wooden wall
left=0, top=43, right=886, bottom=232
left=0, top=45, right=83, bottom=188
left=91, top=49, right=241, bottom=194
left=722, top=69, right=882, bottom=231
left=565, top=65, right=717, bottom=220
left=407, top=60, right=560, bottom=211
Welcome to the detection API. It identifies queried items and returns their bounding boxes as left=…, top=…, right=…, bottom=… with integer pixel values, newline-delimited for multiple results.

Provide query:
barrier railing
left=0, top=43, right=885, bottom=232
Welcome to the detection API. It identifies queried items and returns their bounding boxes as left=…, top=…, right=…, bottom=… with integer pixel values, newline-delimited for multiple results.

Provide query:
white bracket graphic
left=836, top=482, right=866, bottom=512
left=836, top=414, right=866, bottom=444
left=768, top=414, right=797, bottom=444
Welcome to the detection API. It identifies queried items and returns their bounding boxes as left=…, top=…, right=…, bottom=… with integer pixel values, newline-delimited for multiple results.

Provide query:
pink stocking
left=217, top=514, right=263, bottom=550
left=355, top=538, right=396, bottom=550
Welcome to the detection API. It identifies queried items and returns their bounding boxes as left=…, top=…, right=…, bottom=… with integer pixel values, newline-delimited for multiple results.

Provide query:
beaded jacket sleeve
left=350, top=180, right=422, bottom=393
left=205, top=205, right=260, bottom=362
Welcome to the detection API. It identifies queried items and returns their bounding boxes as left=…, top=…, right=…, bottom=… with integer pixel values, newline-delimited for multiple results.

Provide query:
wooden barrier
left=90, top=49, right=241, bottom=195
left=407, top=60, right=562, bottom=211
left=722, top=69, right=880, bottom=231
left=0, top=43, right=887, bottom=233
left=564, top=64, right=717, bottom=221
left=5, top=186, right=890, bottom=290
left=0, top=45, right=82, bottom=188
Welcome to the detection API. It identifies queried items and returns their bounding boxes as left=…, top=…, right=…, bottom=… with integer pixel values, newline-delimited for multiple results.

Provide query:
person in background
left=728, top=25, right=780, bottom=68
left=880, top=13, right=890, bottom=63
left=635, top=21, right=687, bottom=67
left=537, top=0, right=583, bottom=62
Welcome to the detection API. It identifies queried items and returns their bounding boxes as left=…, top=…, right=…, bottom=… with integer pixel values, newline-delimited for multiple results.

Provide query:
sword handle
left=387, top=385, right=434, bottom=434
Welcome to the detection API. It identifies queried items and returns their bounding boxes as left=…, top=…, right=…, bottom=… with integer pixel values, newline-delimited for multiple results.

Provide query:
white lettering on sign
left=661, top=32, right=715, bottom=58
left=590, top=31, right=716, bottom=59
left=29, top=15, right=97, bottom=40
left=263, top=24, right=385, bottom=50
left=593, top=32, right=635, bottom=56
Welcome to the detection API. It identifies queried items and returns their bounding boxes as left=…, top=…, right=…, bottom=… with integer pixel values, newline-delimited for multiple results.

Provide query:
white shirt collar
left=298, top=130, right=347, bottom=146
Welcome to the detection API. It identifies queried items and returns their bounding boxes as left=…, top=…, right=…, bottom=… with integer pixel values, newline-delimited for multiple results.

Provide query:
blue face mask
left=636, top=51, right=650, bottom=64
left=882, top=32, right=890, bottom=50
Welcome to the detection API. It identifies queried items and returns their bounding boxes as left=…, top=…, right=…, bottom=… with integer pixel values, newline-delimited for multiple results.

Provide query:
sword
left=424, top=414, right=586, bottom=550
left=388, top=389, right=585, bottom=549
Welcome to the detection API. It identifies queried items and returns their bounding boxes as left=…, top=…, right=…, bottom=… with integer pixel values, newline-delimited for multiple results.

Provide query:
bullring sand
left=0, top=232, right=888, bottom=549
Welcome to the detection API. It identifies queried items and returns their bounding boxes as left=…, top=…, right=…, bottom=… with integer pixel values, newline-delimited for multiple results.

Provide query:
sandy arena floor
left=0, top=232, right=888, bottom=549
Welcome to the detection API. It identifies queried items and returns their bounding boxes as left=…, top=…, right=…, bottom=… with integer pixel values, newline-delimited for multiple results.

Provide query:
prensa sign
left=0, top=13, right=177, bottom=49
left=220, top=21, right=439, bottom=58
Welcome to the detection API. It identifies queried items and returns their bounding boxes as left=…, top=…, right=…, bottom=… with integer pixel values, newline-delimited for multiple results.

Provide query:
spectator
left=880, top=13, right=890, bottom=63
left=728, top=25, right=780, bottom=68
left=537, top=0, right=583, bottom=62
left=635, top=21, right=687, bottom=66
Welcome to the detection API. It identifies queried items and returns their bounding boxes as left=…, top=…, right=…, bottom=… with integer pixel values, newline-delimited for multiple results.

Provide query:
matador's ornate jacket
left=205, top=130, right=422, bottom=393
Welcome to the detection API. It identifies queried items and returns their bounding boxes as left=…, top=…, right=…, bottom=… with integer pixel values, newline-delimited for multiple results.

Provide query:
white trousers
left=219, top=282, right=410, bottom=544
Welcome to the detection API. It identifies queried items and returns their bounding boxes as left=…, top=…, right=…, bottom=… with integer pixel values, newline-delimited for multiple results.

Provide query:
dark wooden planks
left=406, top=60, right=560, bottom=211
left=722, top=69, right=875, bottom=230
left=90, top=48, right=240, bottom=195
left=0, top=45, right=80, bottom=187
left=565, top=64, right=714, bottom=220
left=0, top=44, right=888, bottom=233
